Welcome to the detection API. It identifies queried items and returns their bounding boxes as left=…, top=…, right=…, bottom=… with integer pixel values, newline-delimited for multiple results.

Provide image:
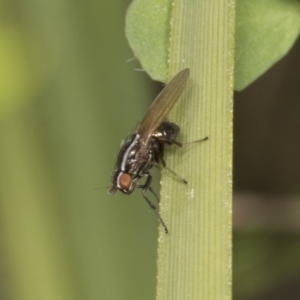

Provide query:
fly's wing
left=136, top=68, right=190, bottom=141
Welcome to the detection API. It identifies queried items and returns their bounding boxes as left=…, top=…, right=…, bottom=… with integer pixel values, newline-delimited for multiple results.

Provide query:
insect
left=108, top=68, right=207, bottom=233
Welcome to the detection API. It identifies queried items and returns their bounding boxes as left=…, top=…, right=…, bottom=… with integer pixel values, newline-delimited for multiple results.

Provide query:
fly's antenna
left=93, top=186, right=110, bottom=190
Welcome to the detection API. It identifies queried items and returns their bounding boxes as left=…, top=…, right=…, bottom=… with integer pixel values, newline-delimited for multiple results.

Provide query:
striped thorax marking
left=120, top=134, right=140, bottom=172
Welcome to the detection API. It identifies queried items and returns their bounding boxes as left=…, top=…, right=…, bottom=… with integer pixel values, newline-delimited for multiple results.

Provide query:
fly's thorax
left=114, top=133, right=141, bottom=172
left=115, top=132, right=156, bottom=175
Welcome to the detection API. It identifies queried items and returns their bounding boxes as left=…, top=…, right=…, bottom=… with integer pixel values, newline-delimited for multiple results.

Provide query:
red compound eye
left=118, top=173, right=132, bottom=191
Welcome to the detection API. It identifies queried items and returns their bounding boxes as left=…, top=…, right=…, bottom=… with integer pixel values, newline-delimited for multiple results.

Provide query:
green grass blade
left=155, top=1, right=234, bottom=299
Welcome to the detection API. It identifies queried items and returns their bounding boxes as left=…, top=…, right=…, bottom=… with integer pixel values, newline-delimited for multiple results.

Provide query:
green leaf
left=125, top=0, right=171, bottom=82
left=235, top=0, right=300, bottom=90
left=126, top=0, right=300, bottom=90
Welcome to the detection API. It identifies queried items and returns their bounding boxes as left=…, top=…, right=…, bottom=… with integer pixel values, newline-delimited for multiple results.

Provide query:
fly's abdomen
left=155, top=120, right=180, bottom=149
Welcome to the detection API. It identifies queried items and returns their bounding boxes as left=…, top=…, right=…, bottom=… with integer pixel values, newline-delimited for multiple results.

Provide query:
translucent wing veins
left=136, top=68, right=190, bottom=140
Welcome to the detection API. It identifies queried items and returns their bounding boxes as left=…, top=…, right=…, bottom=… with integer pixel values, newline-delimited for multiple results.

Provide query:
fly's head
left=109, top=133, right=142, bottom=195
left=108, top=170, right=136, bottom=195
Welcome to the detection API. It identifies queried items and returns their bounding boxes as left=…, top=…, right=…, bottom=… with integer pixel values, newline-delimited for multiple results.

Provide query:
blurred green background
left=0, top=0, right=159, bottom=299
left=1, top=0, right=300, bottom=300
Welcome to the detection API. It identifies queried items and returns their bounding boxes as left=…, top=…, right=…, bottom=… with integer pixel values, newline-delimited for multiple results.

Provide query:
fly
left=108, top=68, right=207, bottom=233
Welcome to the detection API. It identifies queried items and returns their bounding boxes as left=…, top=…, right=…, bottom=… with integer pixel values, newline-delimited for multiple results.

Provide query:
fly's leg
left=143, top=193, right=168, bottom=234
left=159, top=136, right=208, bottom=146
left=164, top=166, right=188, bottom=184
left=136, top=184, right=160, bottom=203
left=156, top=136, right=208, bottom=184
left=155, top=140, right=188, bottom=184
left=136, top=172, right=160, bottom=202
left=148, top=186, right=160, bottom=202
left=181, top=136, right=208, bottom=145
left=162, top=139, right=183, bottom=147
left=137, top=174, right=168, bottom=233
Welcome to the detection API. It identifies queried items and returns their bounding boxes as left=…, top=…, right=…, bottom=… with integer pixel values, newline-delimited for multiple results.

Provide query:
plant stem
left=156, top=1, right=234, bottom=299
